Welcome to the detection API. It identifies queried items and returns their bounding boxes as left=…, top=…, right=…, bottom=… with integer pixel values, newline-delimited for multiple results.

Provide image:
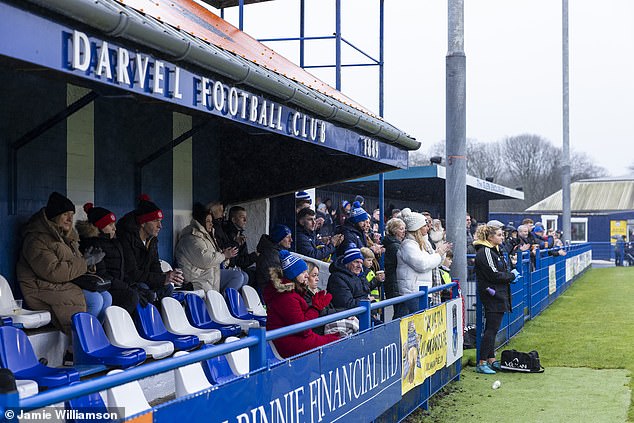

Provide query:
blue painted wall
left=94, top=97, right=174, bottom=262
left=0, top=68, right=67, bottom=292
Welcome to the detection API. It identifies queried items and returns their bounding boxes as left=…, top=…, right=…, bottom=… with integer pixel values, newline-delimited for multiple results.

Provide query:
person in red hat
left=116, top=194, right=184, bottom=306
left=76, top=203, right=139, bottom=314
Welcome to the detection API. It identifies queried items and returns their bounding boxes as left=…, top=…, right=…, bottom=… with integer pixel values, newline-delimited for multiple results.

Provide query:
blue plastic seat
left=65, top=383, right=111, bottom=423
left=135, top=303, right=200, bottom=351
left=225, top=288, right=267, bottom=326
left=71, top=312, right=146, bottom=368
left=199, top=345, right=237, bottom=385
left=184, top=294, right=241, bottom=337
left=0, top=326, right=79, bottom=388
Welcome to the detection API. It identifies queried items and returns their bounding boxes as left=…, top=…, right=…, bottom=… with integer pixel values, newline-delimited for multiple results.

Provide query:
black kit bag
left=72, top=274, right=112, bottom=292
left=500, top=349, right=545, bottom=373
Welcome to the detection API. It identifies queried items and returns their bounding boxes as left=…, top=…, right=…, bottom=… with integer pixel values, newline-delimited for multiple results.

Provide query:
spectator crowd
left=13, top=190, right=571, bottom=362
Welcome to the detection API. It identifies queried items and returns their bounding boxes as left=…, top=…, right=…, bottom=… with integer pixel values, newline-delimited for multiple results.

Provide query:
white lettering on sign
left=68, top=30, right=330, bottom=145
left=362, top=137, right=379, bottom=159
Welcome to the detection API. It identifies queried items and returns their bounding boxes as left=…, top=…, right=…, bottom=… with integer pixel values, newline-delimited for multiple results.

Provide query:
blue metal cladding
left=152, top=321, right=402, bottom=423
left=0, top=1, right=408, bottom=169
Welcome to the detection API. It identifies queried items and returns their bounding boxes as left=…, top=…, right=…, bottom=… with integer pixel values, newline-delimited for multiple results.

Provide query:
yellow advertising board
left=610, top=220, right=627, bottom=244
left=400, top=306, right=448, bottom=395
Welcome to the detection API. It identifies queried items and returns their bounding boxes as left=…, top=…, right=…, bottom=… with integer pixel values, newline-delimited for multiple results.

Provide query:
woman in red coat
left=264, top=250, right=339, bottom=358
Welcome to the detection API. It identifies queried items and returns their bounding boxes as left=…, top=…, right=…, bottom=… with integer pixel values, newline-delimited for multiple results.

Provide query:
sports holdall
left=500, top=349, right=545, bottom=373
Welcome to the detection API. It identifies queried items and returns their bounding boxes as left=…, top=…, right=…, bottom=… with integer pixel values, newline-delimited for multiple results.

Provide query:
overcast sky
left=212, top=0, right=634, bottom=176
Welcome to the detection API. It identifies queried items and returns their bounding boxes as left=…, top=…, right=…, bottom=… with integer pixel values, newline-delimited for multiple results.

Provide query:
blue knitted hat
left=342, top=244, right=363, bottom=264
left=270, top=224, right=292, bottom=243
left=295, top=191, right=312, bottom=204
left=279, top=250, right=308, bottom=281
left=349, top=201, right=369, bottom=224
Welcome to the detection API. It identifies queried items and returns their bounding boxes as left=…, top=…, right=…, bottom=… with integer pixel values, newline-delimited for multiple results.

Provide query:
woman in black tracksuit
left=473, top=224, right=518, bottom=374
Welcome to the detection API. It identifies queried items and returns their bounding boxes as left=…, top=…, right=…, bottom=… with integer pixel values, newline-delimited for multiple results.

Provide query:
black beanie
left=83, top=203, right=116, bottom=230
left=135, top=194, right=163, bottom=224
left=192, top=202, right=208, bottom=228
left=45, top=192, right=75, bottom=220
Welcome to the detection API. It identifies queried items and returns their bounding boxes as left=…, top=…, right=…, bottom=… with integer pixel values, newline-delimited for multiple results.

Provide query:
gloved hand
left=137, top=286, right=156, bottom=308
left=311, top=291, right=333, bottom=311
left=83, top=247, right=106, bottom=267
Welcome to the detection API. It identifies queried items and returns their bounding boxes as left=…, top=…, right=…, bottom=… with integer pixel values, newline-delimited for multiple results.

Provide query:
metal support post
left=248, top=327, right=267, bottom=371
left=359, top=299, right=372, bottom=331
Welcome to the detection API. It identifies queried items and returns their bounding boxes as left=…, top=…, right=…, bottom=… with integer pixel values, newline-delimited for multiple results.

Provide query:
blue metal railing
left=2, top=282, right=459, bottom=417
left=475, top=243, right=592, bottom=359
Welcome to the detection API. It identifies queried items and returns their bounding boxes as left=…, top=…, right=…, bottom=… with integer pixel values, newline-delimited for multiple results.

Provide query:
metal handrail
left=3, top=282, right=460, bottom=413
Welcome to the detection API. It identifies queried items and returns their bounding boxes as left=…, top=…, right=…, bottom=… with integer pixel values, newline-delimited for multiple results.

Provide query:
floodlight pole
left=562, top=0, right=571, bottom=243
left=446, top=0, right=467, bottom=286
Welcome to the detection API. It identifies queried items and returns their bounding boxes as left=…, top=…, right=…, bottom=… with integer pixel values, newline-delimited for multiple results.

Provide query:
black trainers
left=63, top=351, right=74, bottom=367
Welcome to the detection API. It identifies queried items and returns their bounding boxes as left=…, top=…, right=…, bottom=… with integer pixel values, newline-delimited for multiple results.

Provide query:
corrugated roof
left=526, top=179, right=634, bottom=212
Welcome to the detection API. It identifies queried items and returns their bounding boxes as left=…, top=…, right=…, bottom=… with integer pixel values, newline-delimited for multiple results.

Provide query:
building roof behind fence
left=526, top=178, right=634, bottom=212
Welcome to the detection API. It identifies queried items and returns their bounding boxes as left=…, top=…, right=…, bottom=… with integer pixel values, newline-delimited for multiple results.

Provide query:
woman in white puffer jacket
left=396, top=208, right=451, bottom=316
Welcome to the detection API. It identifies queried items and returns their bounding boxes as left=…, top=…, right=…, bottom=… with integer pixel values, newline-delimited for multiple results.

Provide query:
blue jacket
left=327, top=259, right=369, bottom=310
left=295, top=227, right=335, bottom=261
left=335, top=221, right=367, bottom=257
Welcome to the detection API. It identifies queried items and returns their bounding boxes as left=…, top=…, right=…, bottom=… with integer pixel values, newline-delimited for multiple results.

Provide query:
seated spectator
left=264, top=251, right=339, bottom=358
left=335, top=201, right=369, bottom=256
left=396, top=209, right=451, bottom=315
left=77, top=203, right=137, bottom=314
left=222, top=206, right=258, bottom=284
left=175, top=203, right=239, bottom=293
left=117, top=194, right=184, bottom=305
left=327, top=244, right=372, bottom=310
left=296, top=208, right=343, bottom=261
left=255, top=224, right=293, bottom=292
left=316, top=203, right=335, bottom=237
left=17, top=192, right=107, bottom=364
left=301, top=262, right=350, bottom=335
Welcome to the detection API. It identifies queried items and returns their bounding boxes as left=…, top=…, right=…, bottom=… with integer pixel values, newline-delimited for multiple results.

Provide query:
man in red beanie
left=116, top=194, right=183, bottom=306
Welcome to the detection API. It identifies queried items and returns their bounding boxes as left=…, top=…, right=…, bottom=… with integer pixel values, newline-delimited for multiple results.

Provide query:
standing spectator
left=327, top=245, right=372, bottom=310
left=117, top=194, right=184, bottom=305
left=466, top=214, right=475, bottom=255
left=370, top=209, right=382, bottom=234
left=17, top=192, right=106, bottom=364
left=296, top=208, right=343, bottom=261
left=336, top=200, right=351, bottom=227
left=396, top=209, right=451, bottom=315
left=473, top=224, right=519, bottom=374
left=264, top=251, right=339, bottom=358
left=295, top=191, right=312, bottom=213
left=316, top=203, right=335, bottom=238
left=174, top=203, right=239, bottom=293
left=77, top=203, right=135, bottom=314
left=255, top=224, right=293, bottom=292
left=336, top=201, right=369, bottom=256
left=429, top=219, right=445, bottom=249
left=383, top=217, right=406, bottom=319
left=615, top=235, right=626, bottom=266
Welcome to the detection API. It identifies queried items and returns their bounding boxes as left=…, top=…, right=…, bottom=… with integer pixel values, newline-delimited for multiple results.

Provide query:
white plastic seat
left=173, top=351, right=212, bottom=398
left=0, top=275, right=51, bottom=329
left=103, top=306, right=174, bottom=359
left=224, top=337, right=249, bottom=376
left=160, top=297, right=221, bottom=344
left=205, top=290, right=259, bottom=333
left=16, top=379, right=38, bottom=399
left=105, top=369, right=151, bottom=418
left=241, top=285, right=267, bottom=317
